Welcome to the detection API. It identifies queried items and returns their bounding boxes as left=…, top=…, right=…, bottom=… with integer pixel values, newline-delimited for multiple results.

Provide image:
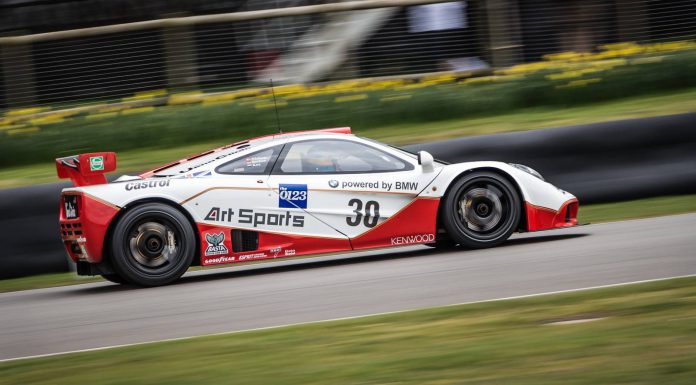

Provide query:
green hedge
left=1, top=49, right=695, bottom=169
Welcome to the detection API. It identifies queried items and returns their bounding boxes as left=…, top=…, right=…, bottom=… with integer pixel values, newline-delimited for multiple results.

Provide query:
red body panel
left=352, top=198, right=440, bottom=249
left=197, top=223, right=351, bottom=265
left=60, top=193, right=120, bottom=263
left=197, top=197, right=440, bottom=266
left=525, top=198, right=579, bottom=232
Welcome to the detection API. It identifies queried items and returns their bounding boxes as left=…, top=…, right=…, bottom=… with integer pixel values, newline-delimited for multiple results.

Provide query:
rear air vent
left=232, top=230, right=259, bottom=252
left=61, top=222, right=83, bottom=237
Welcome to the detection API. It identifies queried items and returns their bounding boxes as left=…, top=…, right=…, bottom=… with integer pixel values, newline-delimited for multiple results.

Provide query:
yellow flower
left=556, top=78, right=602, bottom=89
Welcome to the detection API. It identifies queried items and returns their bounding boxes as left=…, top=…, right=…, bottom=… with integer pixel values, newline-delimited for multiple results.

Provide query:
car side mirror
left=418, top=151, right=435, bottom=173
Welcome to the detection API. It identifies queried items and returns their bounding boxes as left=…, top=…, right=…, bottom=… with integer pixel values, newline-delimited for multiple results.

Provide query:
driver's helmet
left=304, top=146, right=337, bottom=172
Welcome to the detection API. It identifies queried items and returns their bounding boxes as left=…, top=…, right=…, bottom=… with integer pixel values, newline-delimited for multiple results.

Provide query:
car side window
left=277, top=140, right=412, bottom=174
left=216, top=146, right=280, bottom=175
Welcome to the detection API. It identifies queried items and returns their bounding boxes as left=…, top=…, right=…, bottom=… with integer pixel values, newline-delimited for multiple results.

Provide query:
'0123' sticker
left=279, top=184, right=308, bottom=209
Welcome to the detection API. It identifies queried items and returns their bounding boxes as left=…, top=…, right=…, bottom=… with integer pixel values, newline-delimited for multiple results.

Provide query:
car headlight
left=510, top=163, right=545, bottom=181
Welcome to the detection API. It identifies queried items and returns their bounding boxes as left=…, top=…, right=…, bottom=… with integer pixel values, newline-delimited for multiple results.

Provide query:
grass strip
left=1, top=276, right=695, bottom=384
left=1, top=193, right=695, bottom=294
left=579, top=194, right=696, bottom=224
left=0, top=272, right=101, bottom=293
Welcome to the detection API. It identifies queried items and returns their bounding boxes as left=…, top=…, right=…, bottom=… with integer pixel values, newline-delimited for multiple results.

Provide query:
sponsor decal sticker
left=270, top=247, right=282, bottom=257
left=205, top=256, right=235, bottom=264
left=124, top=180, right=171, bottom=191
left=204, top=232, right=229, bottom=256
left=238, top=252, right=267, bottom=261
left=205, top=207, right=235, bottom=222
left=176, top=170, right=213, bottom=179
left=205, top=207, right=305, bottom=228
left=279, top=184, right=308, bottom=209
left=338, top=180, right=419, bottom=192
left=390, top=233, right=435, bottom=245
left=284, top=249, right=296, bottom=256
left=64, top=195, right=78, bottom=219
left=244, top=155, right=270, bottom=168
left=328, top=179, right=339, bottom=188
left=395, top=181, right=419, bottom=190
left=178, top=146, right=250, bottom=174
left=89, top=156, right=104, bottom=171
left=239, top=209, right=305, bottom=228
left=342, top=181, right=379, bottom=189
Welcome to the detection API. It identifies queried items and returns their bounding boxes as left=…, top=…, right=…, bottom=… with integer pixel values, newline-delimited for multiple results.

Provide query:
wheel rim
left=454, top=178, right=515, bottom=241
left=459, top=187, right=503, bottom=232
left=126, top=218, right=182, bottom=274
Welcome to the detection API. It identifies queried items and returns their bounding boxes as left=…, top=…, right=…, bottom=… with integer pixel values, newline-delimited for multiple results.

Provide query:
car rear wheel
left=442, top=172, right=521, bottom=248
left=110, top=203, right=196, bottom=287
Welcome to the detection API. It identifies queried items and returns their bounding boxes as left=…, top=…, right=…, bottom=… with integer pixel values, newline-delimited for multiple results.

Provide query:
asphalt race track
left=1, top=214, right=696, bottom=361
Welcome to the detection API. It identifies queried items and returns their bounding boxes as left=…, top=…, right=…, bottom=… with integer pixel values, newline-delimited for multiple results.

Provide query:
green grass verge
left=1, top=88, right=695, bottom=190
left=1, top=193, right=695, bottom=294
left=2, top=276, right=695, bottom=384
left=579, top=194, right=696, bottom=224
left=0, top=272, right=101, bottom=293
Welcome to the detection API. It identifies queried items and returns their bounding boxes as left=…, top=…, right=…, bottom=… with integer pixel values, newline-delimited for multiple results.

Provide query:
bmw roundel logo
left=328, top=179, right=339, bottom=188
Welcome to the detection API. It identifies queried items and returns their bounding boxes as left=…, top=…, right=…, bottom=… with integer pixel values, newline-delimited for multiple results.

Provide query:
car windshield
left=360, top=137, right=449, bottom=165
left=278, top=139, right=411, bottom=174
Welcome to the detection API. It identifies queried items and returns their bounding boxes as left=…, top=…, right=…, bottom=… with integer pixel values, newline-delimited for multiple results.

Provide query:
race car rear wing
left=55, top=152, right=117, bottom=187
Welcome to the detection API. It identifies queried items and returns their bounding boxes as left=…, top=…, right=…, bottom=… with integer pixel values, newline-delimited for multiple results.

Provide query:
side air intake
left=232, top=230, right=259, bottom=252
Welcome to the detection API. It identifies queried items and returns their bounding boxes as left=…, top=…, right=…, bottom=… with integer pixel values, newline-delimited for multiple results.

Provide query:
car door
left=183, top=142, right=351, bottom=262
left=266, top=138, right=441, bottom=249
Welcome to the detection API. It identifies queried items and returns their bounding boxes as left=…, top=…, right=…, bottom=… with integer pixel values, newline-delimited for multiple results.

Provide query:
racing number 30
left=347, top=199, right=380, bottom=228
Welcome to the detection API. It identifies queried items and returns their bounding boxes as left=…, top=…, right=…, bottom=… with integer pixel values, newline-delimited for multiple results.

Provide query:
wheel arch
left=103, top=197, right=202, bottom=267
left=437, top=167, right=529, bottom=232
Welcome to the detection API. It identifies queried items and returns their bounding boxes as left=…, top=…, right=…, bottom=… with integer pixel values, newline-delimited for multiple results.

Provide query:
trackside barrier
left=406, top=113, right=696, bottom=203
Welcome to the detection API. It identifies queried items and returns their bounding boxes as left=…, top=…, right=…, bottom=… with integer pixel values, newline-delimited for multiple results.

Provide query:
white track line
left=2, top=273, right=695, bottom=363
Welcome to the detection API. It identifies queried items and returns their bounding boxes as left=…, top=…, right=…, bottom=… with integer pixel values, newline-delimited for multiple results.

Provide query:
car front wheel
left=442, top=172, right=521, bottom=248
left=110, top=203, right=196, bottom=287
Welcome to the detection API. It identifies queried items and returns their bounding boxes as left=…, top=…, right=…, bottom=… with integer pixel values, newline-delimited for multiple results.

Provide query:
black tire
left=100, top=273, right=126, bottom=284
left=110, top=203, right=196, bottom=287
left=441, top=171, right=521, bottom=249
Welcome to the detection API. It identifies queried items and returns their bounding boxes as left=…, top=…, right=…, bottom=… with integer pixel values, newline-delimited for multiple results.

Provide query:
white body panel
left=63, top=133, right=575, bottom=241
left=267, top=168, right=441, bottom=238
left=424, top=161, right=576, bottom=210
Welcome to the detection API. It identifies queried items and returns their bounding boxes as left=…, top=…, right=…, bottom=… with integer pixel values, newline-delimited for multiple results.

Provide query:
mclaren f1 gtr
left=57, top=127, right=578, bottom=286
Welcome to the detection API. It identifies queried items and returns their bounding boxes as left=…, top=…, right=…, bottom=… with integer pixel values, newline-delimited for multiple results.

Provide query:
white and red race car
left=57, top=127, right=578, bottom=286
